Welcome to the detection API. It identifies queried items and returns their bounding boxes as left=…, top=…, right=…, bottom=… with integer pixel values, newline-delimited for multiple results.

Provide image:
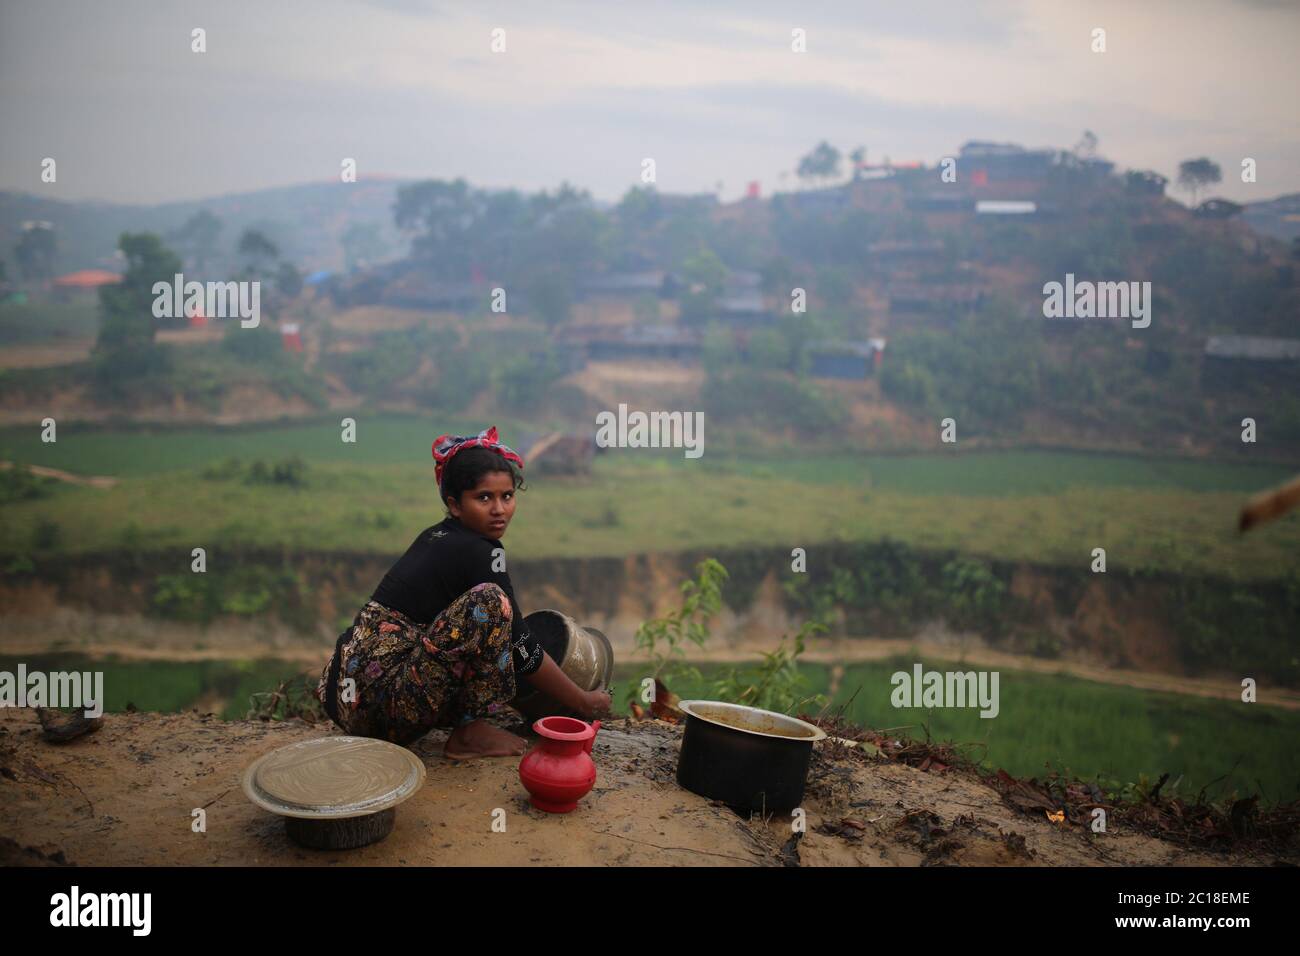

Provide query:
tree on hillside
left=678, top=247, right=728, bottom=326
left=1072, top=130, right=1099, bottom=161
left=524, top=268, right=573, bottom=327
left=393, top=178, right=484, bottom=277
left=616, top=185, right=662, bottom=231
left=528, top=181, right=589, bottom=221
left=170, top=209, right=223, bottom=274
left=760, top=256, right=796, bottom=301
left=527, top=191, right=604, bottom=281
left=237, top=229, right=280, bottom=278
left=797, top=141, right=843, bottom=189
left=275, top=261, right=303, bottom=299
left=1125, top=169, right=1168, bottom=197
left=1177, top=158, right=1222, bottom=207
left=14, top=223, right=57, bottom=283
left=1194, top=199, right=1244, bottom=220
left=96, top=233, right=182, bottom=352
left=394, top=177, right=605, bottom=288
left=341, top=221, right=389, bottom=271
left=849, top=146, right=866, bottom=180
left=493, top=347, right=565, bottom=410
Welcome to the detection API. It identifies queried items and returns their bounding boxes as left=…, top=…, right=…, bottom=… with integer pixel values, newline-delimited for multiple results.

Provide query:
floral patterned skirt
left=316, top=582, right=517, bottom=746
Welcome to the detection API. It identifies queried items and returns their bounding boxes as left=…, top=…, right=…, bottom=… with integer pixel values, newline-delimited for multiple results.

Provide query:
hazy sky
left=2, top=0, right=1297, bottom=206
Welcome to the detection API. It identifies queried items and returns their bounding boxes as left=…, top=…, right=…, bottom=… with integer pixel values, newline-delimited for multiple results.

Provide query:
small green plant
left=151, top=565, right=310, bottom=629
left=118, top=521, right=145, bottom=550
left=627, top=557, right=728, bottom=707
left=580, top=501, right=620, bottom=529
left=1022, top=629, right=1062, bottom=659
left=203, top=456, right=307, bottom=487
left=4, top=554, right=35, bottom=575
left=200, top=457, right=244, bottom=481
left=245, top=456, right=308, bottom=488
left=219, top=579, right=273, bottom=615
left=31, top=518, right=61, bottom=551
left=151, top=572, right=215, bottom=621
left=713, top=617, right=828, bottom=715
left=629, top=557, right=826, bottom=717
left=941, top=556, right=1007, bottom=636
left=247, top=675, right=326, bottom=723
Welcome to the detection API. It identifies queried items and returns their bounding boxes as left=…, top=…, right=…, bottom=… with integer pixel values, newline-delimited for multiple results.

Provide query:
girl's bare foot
left=444, top=719, right=527, bottom=759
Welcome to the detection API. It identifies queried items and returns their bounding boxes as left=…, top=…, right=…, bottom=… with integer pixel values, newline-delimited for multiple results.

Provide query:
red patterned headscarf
left=432, top=426, right=525, bottom=489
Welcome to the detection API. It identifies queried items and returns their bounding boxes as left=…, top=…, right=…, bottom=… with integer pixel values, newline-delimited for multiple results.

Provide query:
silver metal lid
left=242, top=736, right=426, bottom=820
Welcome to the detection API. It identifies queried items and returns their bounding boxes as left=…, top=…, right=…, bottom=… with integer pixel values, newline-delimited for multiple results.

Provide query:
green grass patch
left=1, top=417, right=1293, bottom=493
left=0, top=654, right=316, bottom=721
left=0, top=300, right=99, bottom=346
left=1, top=419, right=1296, bottom=578
left=1, top=456, right=1298, bottom=578
left=698, top=449, right=1297, bottom=496
left=0, top=414, right=534, bottom=477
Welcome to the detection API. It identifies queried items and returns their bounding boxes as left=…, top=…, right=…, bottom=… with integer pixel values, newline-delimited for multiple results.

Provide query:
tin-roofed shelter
left=887, top=282, right=986, bottom=315
left=1205, top=336, right=1300, bottom=360
left=975, top=200, right=1037, bottom=216
left=560, top=323, right=701, bottom=362
left=806, top=339, right=885, bottom=379
left=578, top=271, right=676, bottom=298
left=1203, top=335, right=1300, bottom=388
left=53, top=269, right=122, bottom=288
left=51, top=269, right=121, bottom=302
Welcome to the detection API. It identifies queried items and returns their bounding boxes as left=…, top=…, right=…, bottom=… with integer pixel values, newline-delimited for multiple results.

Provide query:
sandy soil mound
left=0, top=709, right=1289, bottom=867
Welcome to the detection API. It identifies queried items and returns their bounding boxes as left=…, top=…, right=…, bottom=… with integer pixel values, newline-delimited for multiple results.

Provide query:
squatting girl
left=317, top=427, right=611, bottom=758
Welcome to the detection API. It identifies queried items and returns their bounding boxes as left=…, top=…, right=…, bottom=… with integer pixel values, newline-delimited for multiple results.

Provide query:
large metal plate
left=242, top=736, right=426, bottom=820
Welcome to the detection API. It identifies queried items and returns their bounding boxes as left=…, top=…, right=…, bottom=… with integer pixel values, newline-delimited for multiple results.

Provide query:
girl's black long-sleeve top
left=370, top=516, right=544, bottom=677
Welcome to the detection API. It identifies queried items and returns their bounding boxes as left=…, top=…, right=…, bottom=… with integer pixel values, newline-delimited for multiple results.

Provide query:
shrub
left=31, top=519, right=61, bottom=551
left=703, top=369, right=846, bottom=430
left=0, top=464, right=55, bottom=503
left=204, top=456, right=308, bottom=487
left=220, top=323, right=283, bottom=364
left=939, top=556, right=1008, bottom=636
left=628, top=558, right=728, bottom=707
left=244, top=456, right=308, bottom=488
left=713, top=618, right=827, bottom=715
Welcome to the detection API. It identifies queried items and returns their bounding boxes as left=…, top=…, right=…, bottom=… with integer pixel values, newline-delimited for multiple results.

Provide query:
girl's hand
left=582, top=688, right=612, bottom=719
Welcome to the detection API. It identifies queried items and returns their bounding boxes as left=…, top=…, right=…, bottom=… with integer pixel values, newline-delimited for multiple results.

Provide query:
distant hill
left=6, top=174, right=1298, bottom=280
left=3, top=148, right=1299, bottom=458
left=1243, top=193, right=1300, bottom=242
left=0, top=178, right=414, bottom=277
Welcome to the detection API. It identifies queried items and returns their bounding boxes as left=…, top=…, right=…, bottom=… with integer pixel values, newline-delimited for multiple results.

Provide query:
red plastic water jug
left=518, top=716, right=601, bottom=813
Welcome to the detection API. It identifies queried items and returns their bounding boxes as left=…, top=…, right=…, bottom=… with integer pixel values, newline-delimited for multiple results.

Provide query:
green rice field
left=2, top=416, right=1298, bottom=578
left=0, top=413, right=1293, bottom=491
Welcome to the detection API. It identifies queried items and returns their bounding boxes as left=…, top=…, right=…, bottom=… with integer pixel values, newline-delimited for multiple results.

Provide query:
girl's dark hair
left=440, top=447, right=526, bottom=510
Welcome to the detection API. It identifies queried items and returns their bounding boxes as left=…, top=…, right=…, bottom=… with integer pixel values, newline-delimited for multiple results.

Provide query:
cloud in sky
left=0, top=0, right=1296, bottom=205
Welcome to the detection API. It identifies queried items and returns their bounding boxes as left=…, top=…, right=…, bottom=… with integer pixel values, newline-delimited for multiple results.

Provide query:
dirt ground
left=1, top=708, right=1290, bottom=867
left=0, top=339, right=95, bottom=370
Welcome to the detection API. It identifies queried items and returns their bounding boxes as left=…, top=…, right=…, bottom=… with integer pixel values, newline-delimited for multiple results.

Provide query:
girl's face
left=447, top=470, right=517, bottom=539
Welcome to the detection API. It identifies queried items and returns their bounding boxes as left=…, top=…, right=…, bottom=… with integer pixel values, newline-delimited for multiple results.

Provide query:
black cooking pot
left=676, top=700, right=827, bottom=814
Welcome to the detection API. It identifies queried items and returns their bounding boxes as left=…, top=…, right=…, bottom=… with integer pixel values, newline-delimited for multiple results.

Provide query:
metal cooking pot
left=510, top=609, right=614, bottom=721
left=676, top=700, right=827, bottom=814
